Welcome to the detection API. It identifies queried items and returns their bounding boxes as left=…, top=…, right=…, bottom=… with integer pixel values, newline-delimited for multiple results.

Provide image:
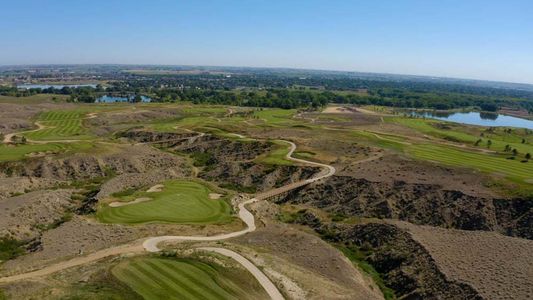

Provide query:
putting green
left=97, top=180, right=233, bottom=224
left=112, top=257, right=267, bottom=300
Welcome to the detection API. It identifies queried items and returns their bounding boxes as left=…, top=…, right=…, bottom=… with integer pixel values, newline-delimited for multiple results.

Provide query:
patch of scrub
left=97, top=180, right=233, bottom=224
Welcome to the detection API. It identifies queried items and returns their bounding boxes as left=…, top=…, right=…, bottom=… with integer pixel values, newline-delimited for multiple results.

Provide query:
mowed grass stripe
left=116, top=268, right=170, bottom=299
left=134, top=261, right=207, bottom=300
left=158, top=260, right=235, bottom=300
left=113, top=258, right=253, bottom=300
left=409, top=145, right=533, bottom=180
left=25, top=110, right=93, bottom=141
left=145, top=261, right=230, bottom=300
left=412, top=146, right=532, bottom=175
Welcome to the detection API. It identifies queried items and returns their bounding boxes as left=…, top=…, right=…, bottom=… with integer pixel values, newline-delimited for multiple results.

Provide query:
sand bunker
left=109, top=197, right=152, bottom=207
left=146, top=184, right=164, bottom=193
left=208, top=193, right=222, bottom=199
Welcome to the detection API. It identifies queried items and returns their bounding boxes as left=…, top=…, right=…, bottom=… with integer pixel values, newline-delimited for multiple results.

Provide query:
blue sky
left=1, top=0, right=532, bottom=83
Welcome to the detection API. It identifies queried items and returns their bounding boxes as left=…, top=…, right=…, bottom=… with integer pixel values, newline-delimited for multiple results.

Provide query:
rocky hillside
left=278, top=175, right=532, bottom=239
left=169, top=134, right=320, bottom=192
left=0, top=145, right=188, bottom=181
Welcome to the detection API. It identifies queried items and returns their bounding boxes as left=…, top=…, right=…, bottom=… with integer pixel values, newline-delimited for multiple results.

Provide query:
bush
left=0, top=237, right=24, bottom=261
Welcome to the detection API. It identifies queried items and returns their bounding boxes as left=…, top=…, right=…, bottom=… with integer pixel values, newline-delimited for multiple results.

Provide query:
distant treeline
left=2, top=74, right=533, bottom=112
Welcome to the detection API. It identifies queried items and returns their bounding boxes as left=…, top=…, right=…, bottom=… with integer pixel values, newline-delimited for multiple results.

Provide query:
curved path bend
left=0, top=133, right=337, bottom=300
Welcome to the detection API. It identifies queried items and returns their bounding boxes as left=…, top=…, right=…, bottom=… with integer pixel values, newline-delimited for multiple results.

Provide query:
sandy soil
left=394, top=221, right=533, bottom=300
left=322, top=106, right=357, bottom=114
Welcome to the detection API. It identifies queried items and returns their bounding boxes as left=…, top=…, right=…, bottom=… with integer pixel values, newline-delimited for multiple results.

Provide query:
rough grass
left=97, top=180, right=233, bottom=224
left=112, top=257, right=266, bottom=300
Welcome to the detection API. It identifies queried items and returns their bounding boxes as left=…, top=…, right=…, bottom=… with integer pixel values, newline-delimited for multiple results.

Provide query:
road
left=0, top=133, right=337, bottom=299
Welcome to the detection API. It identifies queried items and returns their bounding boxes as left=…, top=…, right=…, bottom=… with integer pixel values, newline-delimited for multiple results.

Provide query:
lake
left=409, top=111, right=533, bottom=130
left=17, top=84, right=97, bottom=89
left=95, top=95, right=152, bottom=103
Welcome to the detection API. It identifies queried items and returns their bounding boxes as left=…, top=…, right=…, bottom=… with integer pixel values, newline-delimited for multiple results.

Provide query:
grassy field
left=23, top=110, right=95, bottom=141
left=112, top=257, right=267, bottom=300
left=97, top=180, right=234, bottom=224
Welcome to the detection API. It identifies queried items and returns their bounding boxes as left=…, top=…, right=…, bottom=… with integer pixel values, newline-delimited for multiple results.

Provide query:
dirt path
left=0, top=243, right=145, bottom=283
left=197, top=247, right=285, bottom=300
left=2, top=122, right=48, bottom=144
left=0, top=132, right=338, bottom=299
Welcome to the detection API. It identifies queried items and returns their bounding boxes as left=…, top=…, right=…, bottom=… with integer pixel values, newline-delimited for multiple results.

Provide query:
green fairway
left=390, top=117, right=533, bottom=155
left=97, top=180, right=233, bottom=224
left=0, top=142, right=94, bottom=162
left=23, top=110, right=95, bottom=141
left=112, top=257, right=267, bottom=300
left=253, top=109, right=300, bottom=127
left=255, top=140, right=294, bottom=165
left=408, top=143, right=533, bottom=183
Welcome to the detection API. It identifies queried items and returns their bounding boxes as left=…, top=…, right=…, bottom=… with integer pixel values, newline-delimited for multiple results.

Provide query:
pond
left=409, top=111, right=533, bottom=130
left=95, top=95, right=152, bottom=103
left=17, top=84, right=97, bottom=89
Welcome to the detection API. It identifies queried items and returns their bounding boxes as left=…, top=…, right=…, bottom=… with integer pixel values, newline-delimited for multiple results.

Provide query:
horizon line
left=2, top=63, right=533, bottom=87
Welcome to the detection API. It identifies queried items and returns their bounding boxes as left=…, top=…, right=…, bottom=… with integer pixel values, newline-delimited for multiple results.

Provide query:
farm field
left=112, top=257, right=268, bottom=300
left=97, top=180, right=234, bottom=224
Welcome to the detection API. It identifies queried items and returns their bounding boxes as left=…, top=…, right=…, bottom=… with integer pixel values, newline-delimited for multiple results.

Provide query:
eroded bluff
left=277, top=175, right=532, bottom=239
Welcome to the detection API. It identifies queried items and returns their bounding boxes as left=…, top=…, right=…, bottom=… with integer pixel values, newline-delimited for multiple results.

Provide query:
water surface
left=95, top=95, right=152, bottom=103
left=409, top=111, right=533, bottom=129
left=17, top=84, right=97, bottom=89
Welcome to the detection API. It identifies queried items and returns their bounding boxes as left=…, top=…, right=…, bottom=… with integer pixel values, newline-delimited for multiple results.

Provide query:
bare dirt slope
left=394, top=221, right=533, bottom=300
